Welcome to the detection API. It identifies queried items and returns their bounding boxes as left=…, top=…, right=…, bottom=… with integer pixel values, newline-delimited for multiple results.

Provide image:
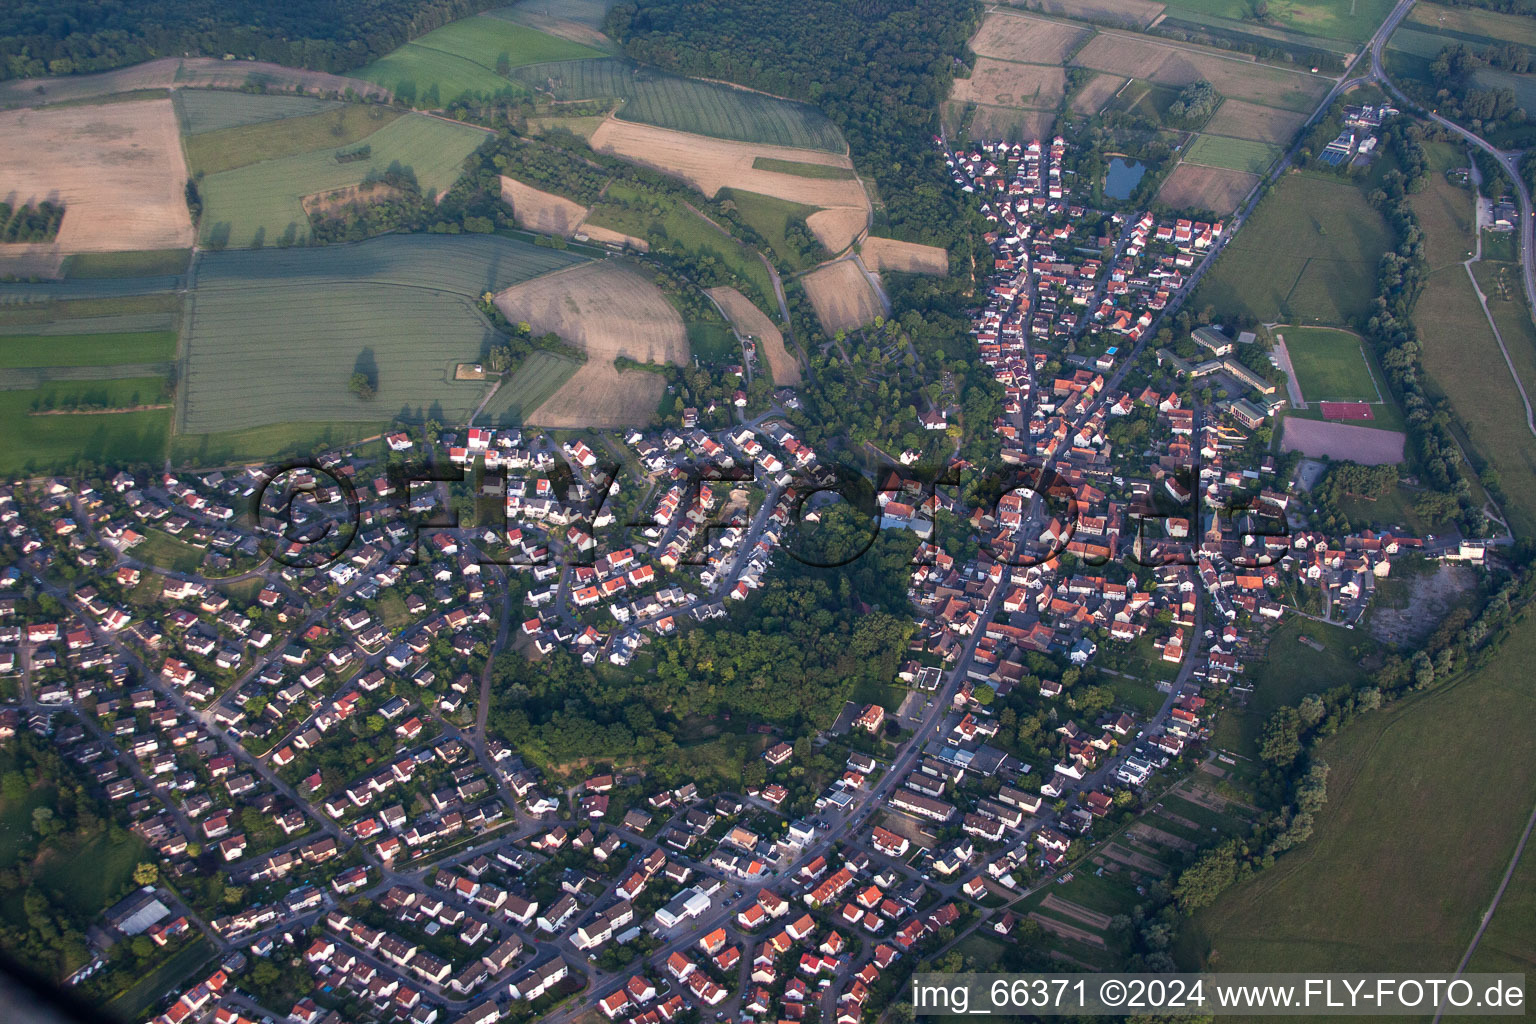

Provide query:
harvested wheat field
left=589, top=115, right=868, bottom=251
left=0, top=99, right=192, bottom=259
left=952, top=58, right=1066, bottom=110
left=577, top=222, right=648, bottom=251
left=966, top=105, right=1056, bottom=144
left=494, top=261, right=685, bottom=427
left=1070, top=73, right=1126, bottom=115
left=708, top=285, right=800, bottom=384
left=801, top=259, right=883, bottom=334
left=1205, top=99, right=1308, bottom=146
left=1036, top=0, right=1164, bottom=29
left=861, top=237, right=948, bottom=276
left=1156, top=163, right=1258, bottom=213
left=968, top=10, right=1092, bottom=64
left=1074, top=33, right=1328, bottom=112
left=805, top=207, right=869, bottom=253
left=501, top=176, right=589, bottom=236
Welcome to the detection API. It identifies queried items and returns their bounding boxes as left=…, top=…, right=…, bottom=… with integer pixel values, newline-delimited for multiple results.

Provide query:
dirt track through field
left=708, top=285, right=800, bottom=384
left=590, top=116, right=869, bottom=252
left=0, top=99, right=192, bottom=261
left=1039, top=894, right=1112, bottom=931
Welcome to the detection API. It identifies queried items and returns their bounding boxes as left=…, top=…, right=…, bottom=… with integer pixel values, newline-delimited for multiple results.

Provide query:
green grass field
left=751, top=157, right=856, bottom=180
left=102, top=939, right=215, bottom=1022
left=357, top=16, right=604, bottom=107
left=686, top=321, right=737, bottom=363
left=1184, top=134, right=1282, bottom=175
left=1405, top=0, right=1536, bottom=48
left=0, top=380, right=170, bottom=476
left=184, top=103, right=402, bottom=176
left=1161, top=0, right=1398, bottom=43
left=1280, top=326, right=1380, bottom=402
left=492, top=0, right=618, bottom=30
left=511, top=58, right=846, bottom=151
left=132, top=529, right=210, bottom=573
left=588, top=182, right=777, bottom=307
left=1212, top=618, right=1370, bottom=758
left=176, top=89, right=343, bottom=135
left=180, top=234, right=585, bottom=434
left=482, top=350, right=581, bottom=425
left=0, top=331, right=174, bottom=368
left=1195, top=172, right=1391, bottom=325
left=63, top=250, right=190, bottom=279
left=1186, top=611, right=1536, bottom=974
left=1411, top=160, right=1536, bottom=539
left=720, top=188, right=823, bottom=272
left=171, top=421, right=388, bottom=467
left=196, top=113, right=488, bottom=248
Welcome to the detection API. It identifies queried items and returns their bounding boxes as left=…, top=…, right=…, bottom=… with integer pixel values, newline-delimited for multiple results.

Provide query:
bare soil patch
left=301, top=182, right=405, bottom=218
left=1029, top=912, right=1108, bottom=948
left=494, top=261, right=685, bottom=428
left=1155, top=162, right=1259, bottom=213
left=801, top=260, right=883, bottom=334
left=1205, top=99, right=1308, bottom=146
left=1280, top=417, right=1405, bottom=464
left=969, top=11, right=1092, bottom=64
left=952, top=59, right=1067, bottom=110
left=1040, top=894, right=1113, bottom=931
left=589, top=116, right=868, bottom=251
left=501, top=176, right=589, bottom=236
left=0, top=99, right=192, bottom=258
left=1034, top=0, right=1165, bottom=30
left=708, top=285, right=800, bottom=384
left=1370, top=563, right=1479, bottom=646
left=1071, top=73, right=1126, bottom=115
left=861, top=236, right=948, bottom=276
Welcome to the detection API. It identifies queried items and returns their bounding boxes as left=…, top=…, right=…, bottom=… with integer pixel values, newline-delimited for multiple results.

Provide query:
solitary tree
left=349, top=372, right=376, bottom=401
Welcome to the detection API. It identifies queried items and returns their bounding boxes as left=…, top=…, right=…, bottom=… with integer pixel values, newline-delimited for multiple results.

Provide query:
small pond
left=1104, top=157, right=1146, bottom=200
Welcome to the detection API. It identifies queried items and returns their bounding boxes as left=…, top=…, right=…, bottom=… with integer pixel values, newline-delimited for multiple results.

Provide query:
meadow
left=719, top=188, right=823, bottom=272
left=183, top=103, right=401, bottom=176
left=511, top=58, right=846, bottom=151
left=1183, top=134, right=1282, bottom=175
left=1186, top=611, right=1536, bottom=974
left=752, top=157, right=856, bottom=180
left=1159, top=0, right=1398, bottom=43
left=586, top=181, right=777, bottom=306
left=0, top=381, right=170, bottom=475
left=195, top=114, right=489, bottom=248
left=1194, top=173, right=1390, bottom=325
left=1280, top=326, right=1380, bottom=402
left=0, top=330, right=174, bottom=368
left=356, top=16, right=604, bottom=106
left=1411, top=149, right=1536, bottom=538
left=179, top=235, right=586, bottom=435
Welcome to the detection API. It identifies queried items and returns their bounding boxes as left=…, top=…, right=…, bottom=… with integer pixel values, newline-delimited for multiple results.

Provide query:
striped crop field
left=512, top=59, right=845, bottom=151
left=175, top=90, right=343, bottom=135
left=179, top=234, right=587, bottom=434
left=196, top=114, right=489, bottom=248
left=355, top=16, right=605, bottom=107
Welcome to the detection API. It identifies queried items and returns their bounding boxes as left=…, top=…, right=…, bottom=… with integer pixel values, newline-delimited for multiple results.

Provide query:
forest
left=0, top=0, right=498, bottom=79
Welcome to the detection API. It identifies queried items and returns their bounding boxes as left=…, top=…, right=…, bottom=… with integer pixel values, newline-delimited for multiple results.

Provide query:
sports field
left=1187, top=613, right=1536, bottom=973
left=1195, top=173, right=1390, bottom=325
left=196, top=114, right=489, bottom=248
left=356, top=16, right=604, bottom=106
left=179, top=235, right=586, bottom=434
left=512, top=58, right=846, bottom=151
left=1184, top=134, right=1282, bottom=175
left=1280, top=326, right=1380, bottom=402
